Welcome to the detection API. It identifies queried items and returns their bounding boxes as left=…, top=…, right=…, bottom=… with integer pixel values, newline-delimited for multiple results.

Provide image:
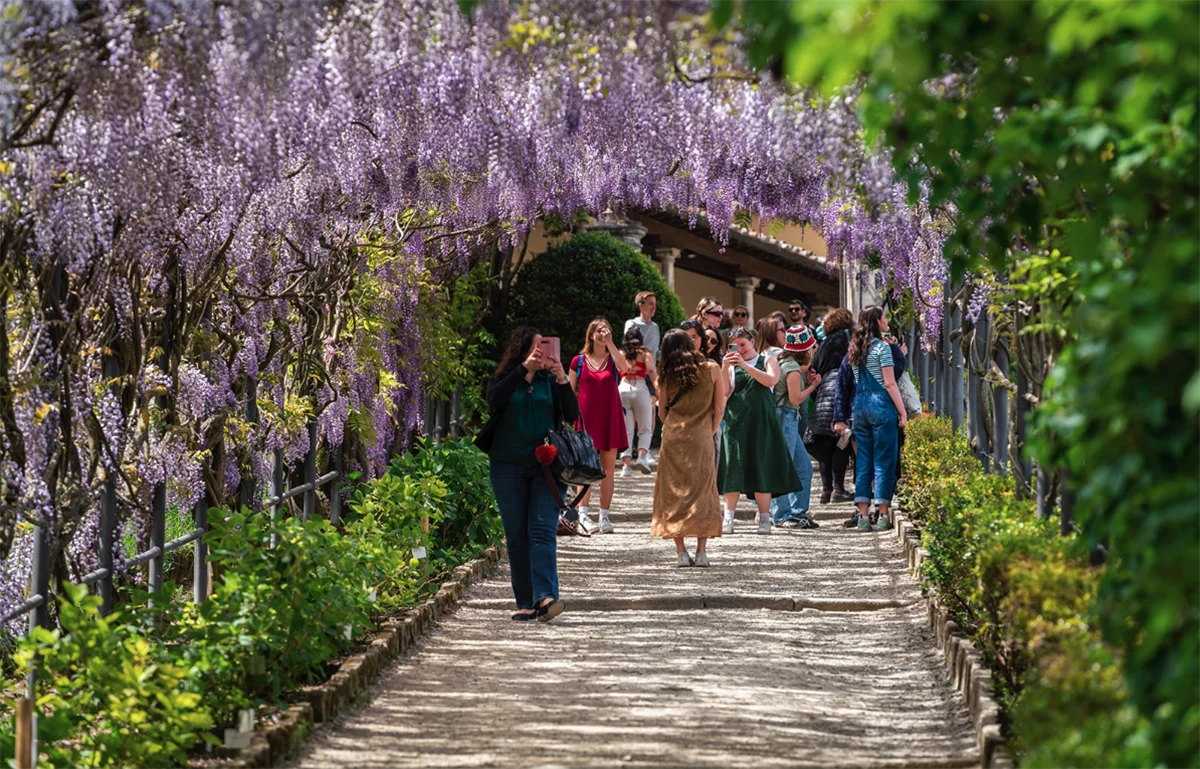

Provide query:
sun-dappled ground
left=290, top=469, right=979, bottom=768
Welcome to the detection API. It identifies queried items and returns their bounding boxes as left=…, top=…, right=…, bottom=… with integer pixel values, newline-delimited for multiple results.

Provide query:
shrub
left=506, top=231, right=685, bottom=357
left=903, top=417, right=1150, bottom=766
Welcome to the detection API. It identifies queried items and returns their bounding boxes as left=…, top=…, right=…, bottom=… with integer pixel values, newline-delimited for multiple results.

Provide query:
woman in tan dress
left=651, top=329, right=727, bottom=567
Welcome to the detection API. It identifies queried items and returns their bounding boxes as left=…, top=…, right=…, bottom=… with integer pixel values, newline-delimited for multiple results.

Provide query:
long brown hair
left=579, top=317, right=611, bottom=357
left=755, top=316, right=781, bottom=354
left=495, top=326, right=539, bottom=377
left=848, top=306, right=885, bottom=367
left=657, top=329, right=705, bottom=392
left=779, top=348, right=813, bottom=368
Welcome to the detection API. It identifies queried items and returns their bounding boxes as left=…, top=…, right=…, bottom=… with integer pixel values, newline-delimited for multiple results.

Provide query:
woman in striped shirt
left=845, top=306, right=909, bottom=531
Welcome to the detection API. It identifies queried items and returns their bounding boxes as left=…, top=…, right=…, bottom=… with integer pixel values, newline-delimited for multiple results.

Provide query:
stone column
left=655, top=247, right=681, bottom=291
left=583, top=216, right=647, bottom=248
left=734, top=276, right=761, bottom=321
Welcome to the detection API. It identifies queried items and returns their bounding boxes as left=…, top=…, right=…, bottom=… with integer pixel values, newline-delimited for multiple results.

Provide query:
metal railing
left=907, top=298, right=1074, bottom=532
left=4, top=377, right=465, bottom=768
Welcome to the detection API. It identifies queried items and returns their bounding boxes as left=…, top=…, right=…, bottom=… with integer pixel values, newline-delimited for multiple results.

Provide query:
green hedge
left=903, top=418, right=1154, bottom=767
left=507, top=231, right=685, bottom=357
left=0, top=438, right=501, bottom=767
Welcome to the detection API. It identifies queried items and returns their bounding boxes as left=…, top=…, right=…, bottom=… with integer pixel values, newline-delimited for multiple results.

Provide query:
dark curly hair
left=495, top=326, right=539, bottom=377
left=620, top=327, right=644, bottom=361
left=848, top=306, right=885, bottom=368
left=657, top=329, right=705, bottom=393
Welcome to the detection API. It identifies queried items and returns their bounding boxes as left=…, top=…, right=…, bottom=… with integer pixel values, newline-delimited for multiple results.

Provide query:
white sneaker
left=620, top=464, right=633, bottom=479
left=694, top=552, right=710, bottom=568
left=677, top=551, right=694, bottom=567
left=636, top=456, right=653, bottom=475
left=756, top=516, right=773, bottom=535
left=599, top=517, right=615, bottom=534
left=578, top=512, right=596, bottom=533
left=722, top=511, right=735, bottom=535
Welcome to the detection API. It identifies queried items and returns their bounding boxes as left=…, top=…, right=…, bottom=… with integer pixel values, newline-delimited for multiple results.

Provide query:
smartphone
left=539, top=336, right=560, bottom=362
left=728, top=345, right=738, bottom=354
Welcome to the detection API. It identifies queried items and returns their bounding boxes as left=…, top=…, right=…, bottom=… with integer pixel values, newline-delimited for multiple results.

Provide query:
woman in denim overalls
left=845, top=307, right=909, bottom=531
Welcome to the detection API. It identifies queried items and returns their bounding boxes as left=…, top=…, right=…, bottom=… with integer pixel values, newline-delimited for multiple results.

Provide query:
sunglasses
left=733, top=312, right=748, bottom=318
left=704, top=309, right=723, bottom=317
left=789, top=307, right=804, bottom=313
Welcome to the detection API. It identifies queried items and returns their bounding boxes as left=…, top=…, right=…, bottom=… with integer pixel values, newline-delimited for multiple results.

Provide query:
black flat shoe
left=536, top=599, right=566, bottom=623
left=511, top=611, right=538, bottom=621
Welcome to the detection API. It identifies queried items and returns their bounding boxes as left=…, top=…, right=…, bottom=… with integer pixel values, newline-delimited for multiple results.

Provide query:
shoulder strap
left=576, top=355, right=584, bottom=377
left=664, top=385, right=688, bottom=415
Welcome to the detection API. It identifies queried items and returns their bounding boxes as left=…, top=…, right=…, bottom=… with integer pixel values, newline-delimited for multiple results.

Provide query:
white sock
left=599, top=509, right=611, bottom=520
left=758, top=512, right=771, bottom=522
left=724, top=509, right=736, bottom=519
left=578, top=506, right=590, bottom=518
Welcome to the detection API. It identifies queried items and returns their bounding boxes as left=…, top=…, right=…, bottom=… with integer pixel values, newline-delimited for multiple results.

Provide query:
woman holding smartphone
left=477, top=327, right=575, bottom=622
left=718, top=327, right=803, bottom=535
left=569, top=318, right=629, bottom=533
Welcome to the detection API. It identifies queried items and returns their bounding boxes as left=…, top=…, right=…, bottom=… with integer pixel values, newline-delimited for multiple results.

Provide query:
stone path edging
left=464, top=594, right=917, bottom=612
left=217, top=545, right=507, bottom=769
left=891, top=512, right=1013, bottom=769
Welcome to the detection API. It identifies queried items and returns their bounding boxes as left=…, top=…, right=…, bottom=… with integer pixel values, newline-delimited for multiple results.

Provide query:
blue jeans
left=489, top=460, right=563, bottom=610
left=771, top=408, right=813, bottom=522
left=851, top=388, right=899, bottom=506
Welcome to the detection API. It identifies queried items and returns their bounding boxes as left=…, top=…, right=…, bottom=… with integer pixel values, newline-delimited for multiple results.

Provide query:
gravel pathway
left=291, top=469, right=980, bottom=768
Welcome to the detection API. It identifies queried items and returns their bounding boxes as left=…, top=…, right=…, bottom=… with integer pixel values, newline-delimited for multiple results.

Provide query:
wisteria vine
left=0, top=0, right=947, bottom=633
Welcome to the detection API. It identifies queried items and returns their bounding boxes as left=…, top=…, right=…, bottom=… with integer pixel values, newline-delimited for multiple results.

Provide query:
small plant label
left=412, top=546, right=426, bottom=560
left=367, top=589, right=377, bottom=602
left=344, top=623, right=353, bottom=640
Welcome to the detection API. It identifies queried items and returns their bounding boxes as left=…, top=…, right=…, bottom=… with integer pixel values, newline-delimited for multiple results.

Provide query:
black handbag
left=545, top=419, right=605, bottom=486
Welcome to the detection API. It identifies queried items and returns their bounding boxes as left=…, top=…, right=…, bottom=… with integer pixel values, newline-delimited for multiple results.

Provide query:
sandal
left=536, top=599, right=566, bottom=623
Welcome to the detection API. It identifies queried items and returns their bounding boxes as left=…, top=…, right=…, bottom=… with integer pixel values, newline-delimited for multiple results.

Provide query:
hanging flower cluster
left=0, top=0, right=946, bottom=631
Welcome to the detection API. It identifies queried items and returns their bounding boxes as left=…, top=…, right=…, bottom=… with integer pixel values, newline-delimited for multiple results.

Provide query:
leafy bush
left=12, top=584, right=214, bottom=767
left=1, top=439, right=504, bottom=766
left=382, top=437, right=502, bottom=562
left=507, top=231, right=685, bottom=357
left=904, top=418, right=1152, bottom=766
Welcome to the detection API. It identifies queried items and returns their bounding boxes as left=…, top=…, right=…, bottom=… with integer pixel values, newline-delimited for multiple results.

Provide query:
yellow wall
left=518, top=217, right=831, bottom=325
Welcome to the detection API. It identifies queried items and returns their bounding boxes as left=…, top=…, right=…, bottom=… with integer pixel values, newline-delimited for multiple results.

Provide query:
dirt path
left=291, top=470, right=979, bottom=768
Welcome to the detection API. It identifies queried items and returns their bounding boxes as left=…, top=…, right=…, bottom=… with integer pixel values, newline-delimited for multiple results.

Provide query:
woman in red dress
left=569, top=318, right=629, bottom=533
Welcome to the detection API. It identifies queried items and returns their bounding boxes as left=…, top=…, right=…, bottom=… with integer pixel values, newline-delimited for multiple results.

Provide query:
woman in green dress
left=718, top=326, right=803, bottom=535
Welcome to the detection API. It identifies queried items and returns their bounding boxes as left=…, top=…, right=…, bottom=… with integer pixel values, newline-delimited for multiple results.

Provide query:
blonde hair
left=580, top=317, right=612, bottom=357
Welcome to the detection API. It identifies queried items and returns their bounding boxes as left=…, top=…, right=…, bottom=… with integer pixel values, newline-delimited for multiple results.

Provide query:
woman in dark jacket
left=809, top=309, right=854, bottom=503
left=479, top=327, right=577, bottom=623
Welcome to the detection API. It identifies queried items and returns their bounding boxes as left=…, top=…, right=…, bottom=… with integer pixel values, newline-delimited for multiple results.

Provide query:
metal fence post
left=23, top=514, right=52, bottom=763
left=303, top=421, right=317, bottom=521
left=940, top=304, right=952, bottom=417
left=1036, top=464, right=1051, bottom=518
left=330, top=443, right=343, bottom=526
left=950, top=304, right=964, bottom=432
left=193, top=498, right=208, bottom=603
left=1060, top=468, right=1074, bottom=536
left=149, top=483, right=165, bottom=600
left=1016, top=368, right=1032, bottom=498
left=239, top=376, right=259, bottom=512
left=270, top=447, right=284, bottom=548
left=993, top=341, right=1010, bottom=473
left=919, top=337, right=931, bottom=411
left=971, top=313, right=991, bottom=471
left=450, top=387, right=463, bottom=437
left=98, top=346, right=121, bottom=615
